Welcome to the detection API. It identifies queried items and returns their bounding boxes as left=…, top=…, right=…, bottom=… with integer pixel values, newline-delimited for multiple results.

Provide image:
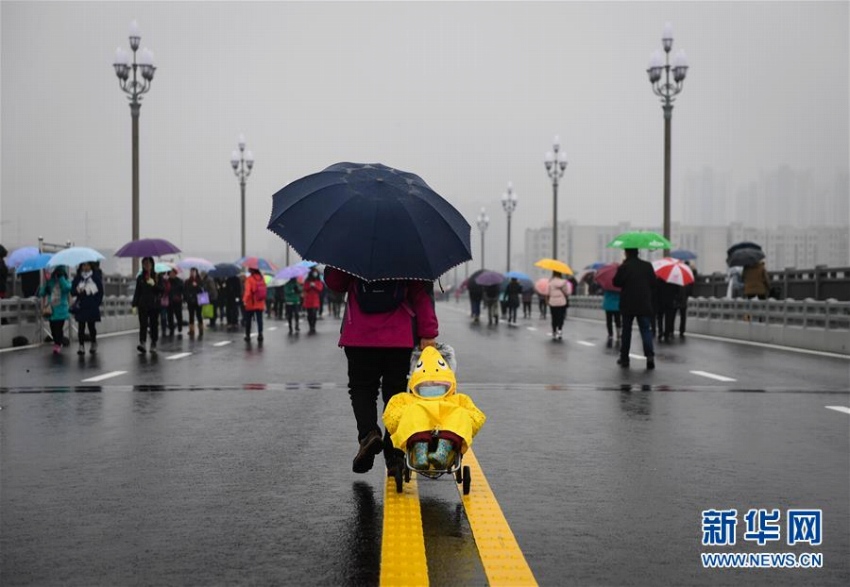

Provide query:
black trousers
left=138, top=308, right=158, bottom=344
left=550, top=305, right=567, bottom=332
left=344, top=346, right=413, bottom=458
left=605, top=311, right=621, bottom=337
left=678, top=303, right=687, bottom=334
left=77, top=320, right=97, bottom=345
left=49, top=319, right=65, bottom=344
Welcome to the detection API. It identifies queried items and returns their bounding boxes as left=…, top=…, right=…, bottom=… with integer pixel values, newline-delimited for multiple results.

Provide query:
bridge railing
left=693, top=265, right=850, bottom=301
left=567, top=295, right=849, bottom=355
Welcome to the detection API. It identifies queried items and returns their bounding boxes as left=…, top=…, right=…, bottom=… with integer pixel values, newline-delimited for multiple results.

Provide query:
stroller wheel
left=462, top=465, right=471, bottom=495
left=455, top=468, right=463, bottom=484
left=394, top=466, right=404, bottom=493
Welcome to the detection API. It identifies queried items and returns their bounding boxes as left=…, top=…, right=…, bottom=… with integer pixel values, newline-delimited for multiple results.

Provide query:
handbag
left=69, top=298, right=80, bottom=314
left=201, top=304, right=215, bottom=319
left=197, top=291, right=210, bottom=305
left=41, top=299, right=53, bottom=318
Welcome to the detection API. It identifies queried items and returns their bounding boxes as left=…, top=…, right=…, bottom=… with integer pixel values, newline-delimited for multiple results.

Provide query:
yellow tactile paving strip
left=380, top=475, right=429, bottom=587
left=457, top=449, right=539, bottom=586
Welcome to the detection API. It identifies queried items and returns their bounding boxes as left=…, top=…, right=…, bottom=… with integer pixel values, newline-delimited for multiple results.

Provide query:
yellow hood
left=408, top=346, right=457, bottom=398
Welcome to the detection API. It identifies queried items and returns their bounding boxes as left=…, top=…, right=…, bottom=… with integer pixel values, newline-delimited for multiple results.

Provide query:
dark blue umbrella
left=208, top=263, right=241, bottom=279
left=267, top=162, right=472, bottom=281
left=670, top=249, right=697, bottom=261
left=726, top=241, right=762, bottom=257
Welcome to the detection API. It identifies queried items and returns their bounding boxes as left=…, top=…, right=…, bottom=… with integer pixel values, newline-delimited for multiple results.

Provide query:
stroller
left=391, top=343, right=472, bottom=495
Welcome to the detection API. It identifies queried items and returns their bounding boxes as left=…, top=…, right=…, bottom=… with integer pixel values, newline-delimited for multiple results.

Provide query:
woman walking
left=602, top=289, right=621, bottom=347
left=283, top=276, right=302, bottom=334
left=547, top=271, right=570, bottom=340
left=302, top=268, right=324, bottom=334
left=38, top=266, right=72, bottom=354
left=242, top=268, right=266, bottom=341
left=71, top=262, right=103, bottom=355
left=132, top=256, right=162, bottom=354
left=183, top=267, right=205, bottom=338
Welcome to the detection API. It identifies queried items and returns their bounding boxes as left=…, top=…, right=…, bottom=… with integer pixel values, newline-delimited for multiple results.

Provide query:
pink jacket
left=324, top=267, right=439, bottom=348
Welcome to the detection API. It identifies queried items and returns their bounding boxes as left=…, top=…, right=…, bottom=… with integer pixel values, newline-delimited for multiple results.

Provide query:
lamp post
left=476, top=207, right=489, bottom=270
left=501, top=182, right=518, bottom=271
left=230, top=134, right=255, bottom=258
left=544, top=136, right=568, bottom=260
left=647, top=22, right=689, bottom=256
left=113, top=19, right=156, bottom=275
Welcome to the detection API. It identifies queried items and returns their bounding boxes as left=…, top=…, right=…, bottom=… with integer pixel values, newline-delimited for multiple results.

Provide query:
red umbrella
left=594, top=263, right=621, bottom=292
left=652, top=258, right=694, bottom=286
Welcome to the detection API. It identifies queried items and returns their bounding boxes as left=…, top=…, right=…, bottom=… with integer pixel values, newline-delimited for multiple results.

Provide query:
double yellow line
left=380, top=449, right=537, bottom=587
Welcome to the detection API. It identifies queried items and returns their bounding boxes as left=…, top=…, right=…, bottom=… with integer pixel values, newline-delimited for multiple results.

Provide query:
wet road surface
left=1, top=303, right=848, bottom=586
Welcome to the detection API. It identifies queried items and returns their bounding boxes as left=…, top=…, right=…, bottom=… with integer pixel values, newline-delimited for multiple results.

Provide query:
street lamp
left=230, top=134, right=255, bottom=258
left=476, top=207, right=489, bottom=270
left=647, top=21, right=689, bottom=255
left=501, top=182, right=518, bottom=271
left=113, top=19, right=157, bottom=275
left=544, top=136, right=568, bottom=260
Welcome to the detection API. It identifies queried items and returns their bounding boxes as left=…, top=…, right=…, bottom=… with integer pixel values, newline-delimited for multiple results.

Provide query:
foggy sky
left=1, top=1, right=848, bottom=270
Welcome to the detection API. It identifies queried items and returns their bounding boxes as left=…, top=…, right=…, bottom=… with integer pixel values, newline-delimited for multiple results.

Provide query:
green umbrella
left=606, top=231, right=672, bottom=250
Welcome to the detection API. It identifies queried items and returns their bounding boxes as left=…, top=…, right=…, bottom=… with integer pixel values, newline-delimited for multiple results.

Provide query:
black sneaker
left=617, top=357, right=629, bottom=368
left=257, top=334, right=264, bottom=342
left=150, top=343, right=157, bottom=354
left=646, top=358, right=655, bottom=370
left=137, top=344, right=146, bottom=354
left=352, top=430, right=383, bottom=474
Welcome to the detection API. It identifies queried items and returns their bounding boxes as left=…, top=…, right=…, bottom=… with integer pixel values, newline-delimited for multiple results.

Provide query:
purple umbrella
left=275, top=265, right=310, bottom=280
left=115, top=238, right=181, bottom=257
left=6, top=246, right=40, bottom=269
left=474, top=270, right=504, bottom=286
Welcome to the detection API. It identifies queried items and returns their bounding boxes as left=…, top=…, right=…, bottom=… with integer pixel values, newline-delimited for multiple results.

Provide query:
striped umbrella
left=652, top=257, right=694, bottom=286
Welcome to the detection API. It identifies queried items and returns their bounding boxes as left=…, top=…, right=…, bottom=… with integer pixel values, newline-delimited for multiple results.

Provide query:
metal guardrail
left=0, top=296, right=134, bottom=345
left=693, top=266, right=850, bottom=301
left=567, top=295, right=850, bottom=332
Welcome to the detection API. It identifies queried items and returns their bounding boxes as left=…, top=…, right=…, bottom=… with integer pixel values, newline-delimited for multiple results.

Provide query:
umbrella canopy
left=138, top=262, right=178, bottom=276
left=6, top=246, right=40, bottom=269
left=502, top=276, right=534, bottom=293
left=504, top=270, right=532, bottom=281
left=669, top=249, right=697, bottom=261
left=297, top=260, right=318, bottom=268
left=115, top=238, right=181, bottom=257
left=208, top=263, right=241, bottom=279
left=474, top=270, right=504, bottom=286
left=652, top=258, right=695, bottom=286
left=47, top=247, right=105, bottom=268
left=466, top=269, right=487, bottom=293
left=267, top=162, right=472, bottom=281
left=727, top=247, right=765, bottom=268
left=584, top=262, right=607, bottom=270
left=727, top=241, right=762, bottom=257
left=275, top=264, right=311, bottom=280
left=607, top=231, right=672, bottom=250
left=15, top=253, right=53, bottom=274
left=534, top=277, right=573, bottom=296
left=593, top=263, right=621, bottom=292
left=534, top=258, right=573, bottom=275
left=176, top=257, right=215, bottom=272
left=238, top=256, right=278, bottom=273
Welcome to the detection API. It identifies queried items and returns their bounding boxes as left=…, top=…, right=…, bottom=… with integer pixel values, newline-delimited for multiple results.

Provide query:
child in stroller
left=383, top=345, right=486, bottom=472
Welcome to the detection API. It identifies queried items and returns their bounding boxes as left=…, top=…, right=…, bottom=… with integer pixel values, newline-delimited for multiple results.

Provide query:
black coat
left=613, top=257, right=656, bottom=316
left=657, top=279, right=682, bottom=311
left=132, top=272, right=163, bottom=310
left=71, top=272, right=103, bottom=322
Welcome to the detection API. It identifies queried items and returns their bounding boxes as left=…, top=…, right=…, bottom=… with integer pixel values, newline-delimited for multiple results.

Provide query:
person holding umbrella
left=325, top=267, right=439, bottom=475
left=242, top=267, right=266, bottom=342
left=302, top=267, right=324, bottom=334
left=546, top=271, right=571, bottom=340
left=184, top=267, right=205, bottom=338
left=71, top=262, right=103, bottom=355
left=38, top=266, right=72, bottom=354
left=612, top=249, right=656, bottom=369
left=132, top=256, right=163, bottom=354
left=0, top=244, right=8, bottom=300
left=505, top=277, right=523, bottom=325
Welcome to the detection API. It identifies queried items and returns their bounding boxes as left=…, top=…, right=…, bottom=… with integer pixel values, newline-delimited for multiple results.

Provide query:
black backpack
left=354, top=280, right=407, bottom=314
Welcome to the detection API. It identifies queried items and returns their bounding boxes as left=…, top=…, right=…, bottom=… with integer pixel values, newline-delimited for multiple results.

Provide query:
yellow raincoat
left=383, top=346, right=486, bottom=452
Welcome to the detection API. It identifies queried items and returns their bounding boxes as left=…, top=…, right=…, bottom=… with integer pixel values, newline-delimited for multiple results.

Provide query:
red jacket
left=324, top=267, right=438, bottom=349
left=242, top=273, right=266, bottom=311
left=302, top=277, right=324, bottom=309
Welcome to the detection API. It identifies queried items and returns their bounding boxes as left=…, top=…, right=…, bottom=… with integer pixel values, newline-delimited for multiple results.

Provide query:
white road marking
left=81, top=371, right=127, bottom=383
left=268, top=327, right=278, bottom=331
left=628, top=354, right=647, bottom=361
left=690, top=370, right=737, bottom=382
left=166, top=352, right=193, bottom=360
left=250, top=333, right=258, bottom=338
left=213, top=341, right=232, bottom=347
left=526, top=327, right=538, bottom=332
left=576, top=341, right=595, bottom=347
left=825, top=406, right=850, bottom=415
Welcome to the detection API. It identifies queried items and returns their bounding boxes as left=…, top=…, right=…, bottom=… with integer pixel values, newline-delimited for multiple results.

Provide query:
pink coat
left=324, top=267, right=439, bottom=348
